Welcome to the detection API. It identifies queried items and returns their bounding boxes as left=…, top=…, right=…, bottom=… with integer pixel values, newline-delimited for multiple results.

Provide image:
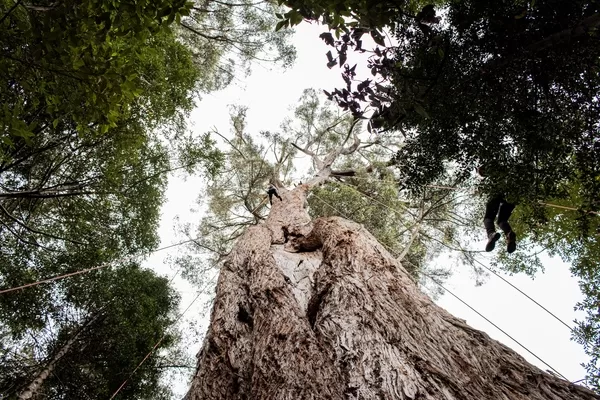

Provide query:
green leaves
left=180, top=0, right=296, bottom=86
left=279, top=0, right=444, bottom=33
left=370, top=30, right=385, bottom=46
left=275, top=19, right=289, bottom=31
left=274, top=9, right=304, bottom=30
left=1, top=0, right=291, bottom=396
left=0, top=119, right=197, bottom=397
left=287, top=9, right=304, bottom=25
left=0, top=0, right=198, bottom=144
left=3, top=264, right=181, bottom=399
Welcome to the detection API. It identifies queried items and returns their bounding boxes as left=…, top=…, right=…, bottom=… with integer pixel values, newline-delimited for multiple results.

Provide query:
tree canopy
left=280, top=0, right=600, bottom=211
left=180, top=0, right=296, bottom=91
left=1, top=264, right=182, bottom=399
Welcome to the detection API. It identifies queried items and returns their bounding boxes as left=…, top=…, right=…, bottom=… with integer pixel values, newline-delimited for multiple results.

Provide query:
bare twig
left=340, top=119, right=361, bottom=155
left=212, top=129, right=247, bottom=160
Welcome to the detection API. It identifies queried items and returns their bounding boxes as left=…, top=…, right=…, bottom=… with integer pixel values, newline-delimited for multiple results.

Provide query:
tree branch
left=153, top=364, right=196, bottom=370
left=0, top=204, right=85, bottom=245
left=331, top=170, right=356, bottom=177
left=0, top=219, right=61, bottom=252
left=339, top=119, right=360, bottom=155
left=213, top=129, right=247, bottom=160
left=358, top=140, right=381, bottom=150
left=290, top=142, right=316, bottom=158
left=0, top=0, right=22, bottom=25
left=0, top=189, right=98, bottom=199
left=181, top=22, right=231, bottom=42
left=23, top=3, right=56, bottom=11
left=290, top=142, right=325, bottom=170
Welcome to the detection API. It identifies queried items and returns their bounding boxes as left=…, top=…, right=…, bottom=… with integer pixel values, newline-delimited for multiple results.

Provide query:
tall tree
left=184, top=99, right=598, bottom=399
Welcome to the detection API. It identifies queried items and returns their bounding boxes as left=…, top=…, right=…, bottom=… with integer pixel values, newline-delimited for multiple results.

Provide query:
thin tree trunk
left=18, top=315, right=98, bottom=399
left=186, top=185, right=599, bottom=399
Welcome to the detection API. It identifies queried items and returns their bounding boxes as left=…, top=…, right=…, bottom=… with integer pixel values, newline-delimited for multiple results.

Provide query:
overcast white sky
left=145, top=22, right=590, bottom=398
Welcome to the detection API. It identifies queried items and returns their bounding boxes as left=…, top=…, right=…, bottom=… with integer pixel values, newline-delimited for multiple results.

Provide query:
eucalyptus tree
left=183, top=90, right=598, bottom=399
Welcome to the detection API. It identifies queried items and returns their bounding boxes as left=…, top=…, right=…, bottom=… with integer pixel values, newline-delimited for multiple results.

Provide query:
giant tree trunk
left=186, top=185, right=598, bottom=400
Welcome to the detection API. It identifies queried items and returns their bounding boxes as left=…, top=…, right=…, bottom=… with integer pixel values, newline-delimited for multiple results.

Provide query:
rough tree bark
left=185, top=183, right=599, bottom=399
left=185, top=138, right=598, bottom=400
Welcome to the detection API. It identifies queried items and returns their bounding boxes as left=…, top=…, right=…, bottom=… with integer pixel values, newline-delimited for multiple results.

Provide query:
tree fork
left=186, top=185, right=598, bottom=400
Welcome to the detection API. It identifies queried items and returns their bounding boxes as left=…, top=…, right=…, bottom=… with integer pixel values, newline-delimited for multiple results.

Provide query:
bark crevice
left=307, top=282, right=333, bottom=329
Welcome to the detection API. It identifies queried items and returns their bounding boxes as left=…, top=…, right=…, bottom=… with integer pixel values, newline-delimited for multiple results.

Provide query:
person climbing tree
left=484, top=196, right=517, bottom=253
left=478, top=166, right=517, bottom=253
left=267, top=183, right=282, bottom=205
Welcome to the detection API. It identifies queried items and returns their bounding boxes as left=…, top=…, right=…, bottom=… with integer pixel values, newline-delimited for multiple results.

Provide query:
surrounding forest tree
left=1, top=264, right=181, bottom=399
left=493, top=194, right=600, bottom=387
left=277, top=0, right=600, bottom=384
left=179, top=0, right=296, bottom=90
left=279, top=0, right=599, bottom=209
left=184, top=92, right=599, bottom=399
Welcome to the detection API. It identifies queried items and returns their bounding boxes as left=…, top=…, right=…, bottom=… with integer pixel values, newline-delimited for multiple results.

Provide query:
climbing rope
left=421, top=271, right=569, bottom=380
left=0, top=239, right=196, bottom=295
left=470, top=257, right=574, bottom=332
